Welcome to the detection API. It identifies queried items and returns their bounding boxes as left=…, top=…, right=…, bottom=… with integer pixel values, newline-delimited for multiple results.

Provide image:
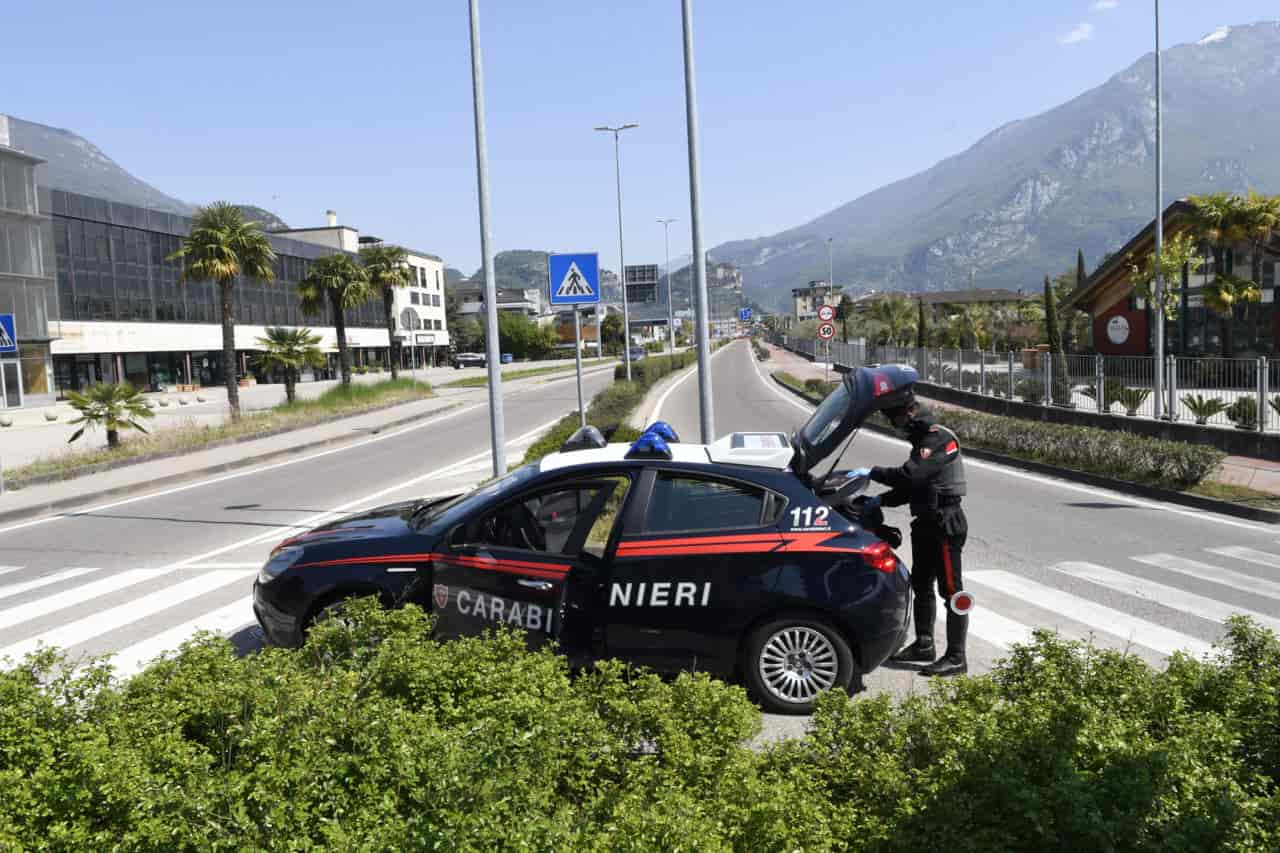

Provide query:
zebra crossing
left=1, top=539, right=1278, bottom=684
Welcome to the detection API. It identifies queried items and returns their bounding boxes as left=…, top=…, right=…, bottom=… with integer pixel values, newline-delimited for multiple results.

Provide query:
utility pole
left=595, top=123, right=638, bottom=379
left=681, top=0, right=714, bottom=442
left=658, top=218, right=678, bottom=353
left=467, top=0, right=505, bottom=475
left=1152, top=0, right=1165, bottom=419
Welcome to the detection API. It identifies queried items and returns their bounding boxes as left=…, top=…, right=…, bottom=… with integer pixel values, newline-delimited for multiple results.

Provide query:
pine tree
left=1044, top=275, right=1070, bottom=406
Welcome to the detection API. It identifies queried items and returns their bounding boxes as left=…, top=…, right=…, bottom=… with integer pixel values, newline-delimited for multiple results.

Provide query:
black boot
left=921, top=611, right=967, bottom=677
left=892, top=596, right=935, bottom=662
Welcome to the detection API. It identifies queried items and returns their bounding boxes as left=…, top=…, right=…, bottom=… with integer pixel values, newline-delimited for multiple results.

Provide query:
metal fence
left=779, top=336, right=1280, bottom=434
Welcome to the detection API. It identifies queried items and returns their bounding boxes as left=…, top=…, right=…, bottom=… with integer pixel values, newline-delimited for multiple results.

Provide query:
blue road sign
left=548, top=253, right=601, bottom=306
left=739, top=307, right=753, bottom=322
left=0, top=314, right=15, bottom=353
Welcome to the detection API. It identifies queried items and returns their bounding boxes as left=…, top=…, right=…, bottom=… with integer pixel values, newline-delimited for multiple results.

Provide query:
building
left=452, top=283, right=542, bottom=319
left=792, top=281, right=843, bottom=321
left=0, top=120, right=58, bottom=409
left=1066, top=200, right=1280, bottom=356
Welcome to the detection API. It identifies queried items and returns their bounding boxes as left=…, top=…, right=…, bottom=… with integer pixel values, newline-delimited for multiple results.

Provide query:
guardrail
left=780, top=336, right=1280, bottom=435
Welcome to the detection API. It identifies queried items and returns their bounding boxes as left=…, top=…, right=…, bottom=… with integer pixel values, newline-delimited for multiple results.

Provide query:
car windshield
left=411, top=463, right=540, bottom=531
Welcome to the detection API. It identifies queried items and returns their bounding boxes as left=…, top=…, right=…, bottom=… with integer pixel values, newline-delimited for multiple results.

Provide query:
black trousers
left=909, top=508, right=967, bottom=605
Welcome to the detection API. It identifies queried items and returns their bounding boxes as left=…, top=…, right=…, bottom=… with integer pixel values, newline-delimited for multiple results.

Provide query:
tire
left=744, top=615, right=855, bottom=715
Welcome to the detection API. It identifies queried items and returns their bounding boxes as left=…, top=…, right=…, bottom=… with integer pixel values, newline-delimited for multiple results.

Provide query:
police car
left=253, top=365, right=917, bottom=713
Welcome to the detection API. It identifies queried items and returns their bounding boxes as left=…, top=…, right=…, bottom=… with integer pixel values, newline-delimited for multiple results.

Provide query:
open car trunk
left=789, top=364, right=919, bottom=480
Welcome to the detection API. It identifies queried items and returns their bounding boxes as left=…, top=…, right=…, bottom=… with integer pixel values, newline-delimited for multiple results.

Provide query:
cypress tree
left=1044, top=275, right=1071, bottom=406
left=916, top=297, right=927, bottom=349
left=1076, top=249, right=1087, bottom=287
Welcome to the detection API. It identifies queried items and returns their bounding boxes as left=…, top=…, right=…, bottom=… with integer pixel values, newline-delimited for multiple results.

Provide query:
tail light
left=859, top=541, right=897, bottom=574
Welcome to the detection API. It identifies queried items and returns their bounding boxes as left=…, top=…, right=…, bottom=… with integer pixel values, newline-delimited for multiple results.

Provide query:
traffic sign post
left=549, top=254, right=601, bottom=428
left=817, top=304, right=835, bottom=323
left=818, top=320, right=835, bottom=385
left=0, top=314, right=16, bottom=354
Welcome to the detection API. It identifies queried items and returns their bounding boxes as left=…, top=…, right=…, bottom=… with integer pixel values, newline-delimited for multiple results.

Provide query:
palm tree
left=168, top=202, right=277, bottom=421
left=255, top=327, right=326, bottom=404
left=1204, top=275, right=1261, bottom=357
left=360, top=244, right=412, bottom=380
left=297, top=254, right=373, bottom=386
left=949, top=305, right=988, bottom=350
left=866, top=294, right=916, bottom=346
left=1243, top=190, right=1280, bottom=287
left=66, top=383, right=154, bottom=449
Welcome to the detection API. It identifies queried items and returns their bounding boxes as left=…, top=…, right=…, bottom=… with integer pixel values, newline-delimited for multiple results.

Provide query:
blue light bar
left=642, top=421, right=680, bottom=443
left=625, top=433, right=673, bottom=460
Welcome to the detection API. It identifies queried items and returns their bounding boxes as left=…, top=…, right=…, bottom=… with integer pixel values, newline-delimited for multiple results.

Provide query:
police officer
left=854, top=393, right=969, bottom=676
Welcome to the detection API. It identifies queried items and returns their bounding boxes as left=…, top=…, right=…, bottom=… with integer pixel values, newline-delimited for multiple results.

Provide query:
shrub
left=1015, top=377, right=1045, bottom=403
left=1081, top=377, right=1127, bottom=411
left=1183, top=393, right=1228, bottom=423
left=1226, top=396, right=1259, bottom=430
left=751, top=338, right=771, bottom=361
left=1116, top=386, right=1152, bottom=415
left=645, top=340, right=665, bottom=354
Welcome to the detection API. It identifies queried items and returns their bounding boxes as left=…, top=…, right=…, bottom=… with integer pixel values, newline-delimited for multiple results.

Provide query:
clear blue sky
left=5, top=1, right=1276, bottom=275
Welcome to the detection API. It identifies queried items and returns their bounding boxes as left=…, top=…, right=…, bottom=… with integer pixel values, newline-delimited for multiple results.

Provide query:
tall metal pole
left=659, top=218, right=677, bottom=354
left=595, top=124, right=638, bottom=380
left=573, top=308, right=585, bottom=427
left=681, top=0, right=714, bottom=442
left=1152, top=0, right=1165, bottom=419
left=468, top=0, right=506, bottom=476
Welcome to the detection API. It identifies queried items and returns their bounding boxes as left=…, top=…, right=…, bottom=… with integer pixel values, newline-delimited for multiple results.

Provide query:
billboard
left=624, top=264, right=659, bottom=304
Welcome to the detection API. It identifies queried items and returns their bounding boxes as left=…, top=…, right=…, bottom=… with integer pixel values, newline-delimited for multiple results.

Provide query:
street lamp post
left=595, top=123, right=639, bottom=380
left=1152, top=0, right=1165, bottom=420
left=680, top=0, right=714, bottom=442
left=658, top=218, right=678, bottom=354
left=467, top=0, right=505, bottom=476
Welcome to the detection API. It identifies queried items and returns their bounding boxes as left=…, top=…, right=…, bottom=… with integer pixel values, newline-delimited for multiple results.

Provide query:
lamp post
left=680, top=0, right=714, bottom=442
left=467, top=0, right=505, bottom=476
left=1152, top=0, right=1165, bottom=419
left=595, top=123, right=639, bottom=380
left=658, top=218, right=678, bottom=353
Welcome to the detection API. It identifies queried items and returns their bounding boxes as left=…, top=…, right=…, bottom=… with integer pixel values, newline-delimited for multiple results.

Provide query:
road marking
left=1210, top=545, right=1280, bottom=570
left=106, top=596, right=256, bottom=679
left=163, top=415, right=572, bottom=570
left=0, top=570, right=253, bottom=663
left=0, top=567, right=23, bottom=578
left=1134, top=552, right=1280, bottom=602
left=966, top=608, right=1036, bottom=649
left=648, top=342, right=731, bottom=425
left=1054, top=561, right=1280, bottom=634
left=747, top=346, right=1270, bottom=532
left=0, top=567, right=100, bottom=603
left=181, top=563, right=263, bottom=570
left=0, top=569, right=165, bottom=631
left=966, top=570, right=1214, bottom=658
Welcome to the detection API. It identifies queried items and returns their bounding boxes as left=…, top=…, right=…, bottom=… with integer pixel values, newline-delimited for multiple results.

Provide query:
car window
left=643, top=474, right=766, bottom=533
left=458, top=483, right=607, bottom=556
left=582, top=476, right=632, bottom=559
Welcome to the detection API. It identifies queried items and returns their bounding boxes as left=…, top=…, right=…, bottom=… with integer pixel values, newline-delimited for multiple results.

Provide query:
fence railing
left=779, top=336, right=1280, bottom=434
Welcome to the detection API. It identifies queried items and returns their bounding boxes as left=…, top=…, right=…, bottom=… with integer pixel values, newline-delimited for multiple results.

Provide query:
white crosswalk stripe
left=1133, top=553, right=1280, bottom=602
left=0, top=567, right=100, bottom=603
left=1207, top=546, right=1280, bottom=571
left=107, top=596, right=256, bottom=679
left=0, top=566, right=25, bottom=578
left=0, top=570, right=253, bottom=662
left=0, top=568, right=164, bottom=631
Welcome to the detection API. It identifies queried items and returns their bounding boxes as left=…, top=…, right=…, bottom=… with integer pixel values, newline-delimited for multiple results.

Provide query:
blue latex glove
left=849, top=467, right=872, bottom=480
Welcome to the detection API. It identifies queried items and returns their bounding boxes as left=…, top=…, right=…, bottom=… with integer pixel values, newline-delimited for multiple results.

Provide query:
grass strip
left=8, top=378, right=434, bottom=487
left=441, top=359, right=609, bottom=388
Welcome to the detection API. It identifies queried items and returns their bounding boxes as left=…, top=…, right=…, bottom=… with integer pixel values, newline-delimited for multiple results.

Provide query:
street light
left=681, top=0, right=714, bottom=442
left=595, top=123, right=639, bottom=380
left=1152, top=0, right=1165, bottom=419
left=467, top=0, right=505, bottom=476
left=658, top=218, right=678, bottom=354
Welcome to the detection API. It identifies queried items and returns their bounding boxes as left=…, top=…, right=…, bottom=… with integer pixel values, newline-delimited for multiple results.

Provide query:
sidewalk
left=763, top=342, right=1280, bottom=497
left=0, top=358, right=595, bottom=469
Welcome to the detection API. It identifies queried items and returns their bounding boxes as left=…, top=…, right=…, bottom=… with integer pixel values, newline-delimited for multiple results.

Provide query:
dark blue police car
left=253, top=365, right=917, bottom=713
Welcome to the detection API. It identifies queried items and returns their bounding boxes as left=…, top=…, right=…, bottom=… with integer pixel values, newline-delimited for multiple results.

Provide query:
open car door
left=790, top=364, right=919, bottom=479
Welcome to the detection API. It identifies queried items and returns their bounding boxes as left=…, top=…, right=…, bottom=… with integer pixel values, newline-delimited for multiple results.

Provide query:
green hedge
left=2, top=601, right=1277, bottom=849
left=773, top=371, right=1224, bottom=489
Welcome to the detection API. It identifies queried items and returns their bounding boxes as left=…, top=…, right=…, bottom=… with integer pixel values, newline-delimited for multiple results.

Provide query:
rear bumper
left=253, top=582, right=304, bottom=648
left=844, top=560, right=912, bottom=673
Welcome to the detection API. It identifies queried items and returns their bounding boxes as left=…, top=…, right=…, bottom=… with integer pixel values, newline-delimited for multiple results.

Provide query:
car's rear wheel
left=744, top=615, right=855, bottom=715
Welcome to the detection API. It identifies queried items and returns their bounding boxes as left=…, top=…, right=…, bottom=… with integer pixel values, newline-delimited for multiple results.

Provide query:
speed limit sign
left=818, top=322, right=836, bottom=340
left=817, top=305, right=835, bottom=322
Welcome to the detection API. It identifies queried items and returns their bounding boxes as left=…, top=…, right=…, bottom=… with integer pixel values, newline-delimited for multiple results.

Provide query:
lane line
left=966, top=569, right=1214, bottom=658
left=0, top=569, right=164, bottom=631
left=0, top=567, right=100, bottom=603
left=1053, top=561, right=1280, bottom=633
left=163, top=415, right=571, bottom=570
left=0, top=567, right=23, bottom=578
left=1209, top=545, right=1280, bottom=571
left=747, top=347, right=1271, bottom=532
left=1134, top=552, right=1280, bottom=601
left=106, top=596, right=256, bottom=679
left=0, top=366, right=612, bottom=538
left=0, top=570, right=253, bottom=662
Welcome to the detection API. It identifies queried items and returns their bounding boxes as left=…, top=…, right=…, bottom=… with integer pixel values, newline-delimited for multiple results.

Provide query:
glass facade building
left=0, top=144, right=57, bottom=407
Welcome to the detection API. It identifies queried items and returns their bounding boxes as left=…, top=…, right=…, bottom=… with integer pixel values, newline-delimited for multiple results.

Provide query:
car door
left=605, top=469, right=785, bottom=674
left=430, top=476, right=624, bottom=652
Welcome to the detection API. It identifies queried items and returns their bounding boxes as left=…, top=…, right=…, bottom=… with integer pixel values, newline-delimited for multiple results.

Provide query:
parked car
left=453, top=352, right=486, bottom=369
left=501, top=353, right=514, bottom=364
left=628, top=346, right=647, bottom=362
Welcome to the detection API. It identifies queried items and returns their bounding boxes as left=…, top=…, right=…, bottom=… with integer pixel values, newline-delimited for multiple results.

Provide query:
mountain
left=236, top=205, right=289, bottom=231
left=711, top=21, right=1280, bottom=310
left=3, top=114, right=193, bottom=214
left=455, top=250, right=623, bottom=302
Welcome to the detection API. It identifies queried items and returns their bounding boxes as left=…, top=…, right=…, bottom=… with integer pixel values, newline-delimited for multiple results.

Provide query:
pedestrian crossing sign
left=548, top=253, right=600, bottom=306
left=0, top=314, right=15, bottom=353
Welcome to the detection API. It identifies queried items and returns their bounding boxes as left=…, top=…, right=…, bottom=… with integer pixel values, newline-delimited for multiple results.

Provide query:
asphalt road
left=0, top=367, right=616, bottom=674
left=658, top=341, right=1280, bottom=738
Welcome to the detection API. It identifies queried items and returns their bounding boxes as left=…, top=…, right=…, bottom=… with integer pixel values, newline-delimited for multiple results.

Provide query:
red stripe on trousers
left=941, top=539, right=956, bottom=596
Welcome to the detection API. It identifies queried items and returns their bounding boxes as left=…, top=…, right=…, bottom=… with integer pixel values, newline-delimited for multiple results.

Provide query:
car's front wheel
left=744, top=615, right=855, bottom=715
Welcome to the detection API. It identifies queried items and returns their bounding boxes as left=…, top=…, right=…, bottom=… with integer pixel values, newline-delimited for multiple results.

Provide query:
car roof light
left=559, top=425, right=608, bottom=452
left=642, top=421, right=680, bottom=443
left=625, top=433, right=673, bottom=460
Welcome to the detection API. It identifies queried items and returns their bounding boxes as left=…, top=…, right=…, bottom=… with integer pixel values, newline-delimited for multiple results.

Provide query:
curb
left=768, top=373, right=1280, bottom=525
left=0, top=402, right=465, bottom=527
